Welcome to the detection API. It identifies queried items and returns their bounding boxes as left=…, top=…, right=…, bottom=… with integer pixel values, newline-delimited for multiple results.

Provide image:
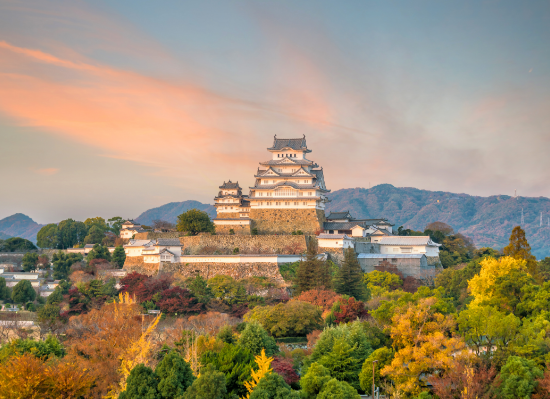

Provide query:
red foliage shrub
left=402, top=276, right=422, bottom=293
left=429, top=361, right=497, bottom=399
left=307, top=330, right=322, bottom=348
left=333, top=297, right=369, bottom=324
left=119, top=272, right=150, bottom=295
left=295, top=289, right=342, bottom=312
left=534, top=365, right=550, bottom=399
left=133, top=275, right=172, bottom=302
left=157, top=286, right=202, bottom=315
left=272, top=356, right=299, bottom=385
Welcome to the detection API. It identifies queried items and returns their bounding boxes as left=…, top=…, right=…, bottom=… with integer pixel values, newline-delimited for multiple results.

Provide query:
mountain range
left=1, top=185, right=549, bottom=258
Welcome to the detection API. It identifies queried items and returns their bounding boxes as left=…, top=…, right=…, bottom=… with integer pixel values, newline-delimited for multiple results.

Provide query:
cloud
left=31, top=167, right=60, bottom=175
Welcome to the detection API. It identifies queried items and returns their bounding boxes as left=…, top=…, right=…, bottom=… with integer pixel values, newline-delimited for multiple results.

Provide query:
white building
left=120, top=220, right=147, bottom=239
left=317, top=234, right=355, bottom=249
left=377, top=236, right=441, bottom=257
left=124, top=238, right=183, bottom=264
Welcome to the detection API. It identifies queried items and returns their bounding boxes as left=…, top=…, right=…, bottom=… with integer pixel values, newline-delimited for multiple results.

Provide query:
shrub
left=248, top=372, right=300, bottom=399
left=272, top=356, right=299, bottom=385
left=237, top=321, right=278, bottom=356
left=182, top=364, right=226, bottom=399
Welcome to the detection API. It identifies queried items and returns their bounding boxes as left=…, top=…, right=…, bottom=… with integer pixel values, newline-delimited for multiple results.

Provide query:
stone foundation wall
left=215, top=224, right=251, bottom=235
left=426, top=256, right=441, bottom=267
left=320, top=247, right=345, bottom=264
left=249, top=208, right=325, bottom=235
left=180, top=234, right=307, bottom=255
left=134, top=232, right=183, bottom=240
left=215, top=212, right=241, bottom=219
left=123, top=256, right=284, bottom=284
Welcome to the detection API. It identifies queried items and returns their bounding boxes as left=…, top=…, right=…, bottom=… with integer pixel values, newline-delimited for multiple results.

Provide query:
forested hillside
left=0, top=213, right=42, bottom=243
left=135, top=200, right=216, bottom=226
left=326, top=184, right=550, bottom=258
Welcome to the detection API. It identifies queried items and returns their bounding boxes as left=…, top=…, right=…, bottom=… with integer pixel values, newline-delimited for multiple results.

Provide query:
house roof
left=317, top=234, right=352, bottom=239
left=323, top=221, right=368, bottom=230
left=326, top=211, right=352, bottom=220
left=159, top=248, right=176, bottom=255
left=156, top=238, right=182, bottom=246
left=376, top=236, right=441, bottom=246
left=357, top=254, right=426, bottom=259
left=219, top=180, right=240, bottom=189
left=368, top=228, right=392, bottom=236
left=267, top=136, right=311, bottom=152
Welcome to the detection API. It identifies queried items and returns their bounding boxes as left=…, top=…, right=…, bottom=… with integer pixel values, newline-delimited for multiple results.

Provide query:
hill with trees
left=0, top=213, right=43, bottom=243
left=325, top=184, right=550, bottom=259
left=135, top=200, right=216, bottom=226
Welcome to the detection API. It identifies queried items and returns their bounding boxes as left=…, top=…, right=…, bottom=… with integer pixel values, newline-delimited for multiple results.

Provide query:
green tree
left=217, top=325, right=235, bottom=344
left=296, top=238, right=332, bottom=294
left=497, top=356, right=543, bottom=399
left=177, top=209, right=214, bottom=235
left=112, top=245, right=126, bottom=268
left=182, top=364, right=226, bottom=399
left=0, top=335, right=65, bottom=361
left=301, top=362, right=332, bottom=399
left=11, top=280, right=36, bottom=304
left=22, top=252, right=39, bottom=272
left=317, top=378, right=360, bottom=399
left=36, top=223, right=59, bottom=248
left=504, top=226, right=540, bottom=279
left=318, top=338, right=361, bottom=390
left=237, top=321, right=278, bottom=356
left=57, top=219, right=88, bottom=249
left=155, top=351, right=195, bottom=398
left=359, top=347, right=394, bottom=392
left=47, top=280, right=70, bottom=305
left=0, top=277, right=9, bottom=300
left=108, top=216, right=124, bottom=235
left=52, top=252, right=83, bottom=280
left=334, top=248, right=369, bottom=301
left=86, top=243, right=112, bottom=262
left=37, top=304, right=61, bottom=325
left=208, top=275, right=240, bottom=303
left=363, top=270, right=403, bottom=297
left=119, top=364, right=160, bottom=399
left=248, top=372, right=300, bottom=399
left=0, top=237, right=37, bottom=252
left=83, top=225, right=106, bottom=245
left=185, top=275, right=213, bottom=304
left=201, top=343, right=255, bottom=398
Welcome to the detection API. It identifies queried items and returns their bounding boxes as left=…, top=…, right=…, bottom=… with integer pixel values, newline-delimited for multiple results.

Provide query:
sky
left=1, top=0, right=549, bottom=224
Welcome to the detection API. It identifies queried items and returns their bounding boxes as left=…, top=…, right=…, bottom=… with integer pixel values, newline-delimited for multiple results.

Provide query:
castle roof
left=326, top=211, right=353, bottom=220
left=251, top=181, right=328, bottom=191
left=255, top=167, right=315, bottom=178
left=268, top=136, right=311, bottom=152
left=324, top=221, right=368, bottom=230
left=376, top=236, right=441, bottom=246
left=259, top=158, right=314, bottom=166
left=219, top=180, right=240, bottom=189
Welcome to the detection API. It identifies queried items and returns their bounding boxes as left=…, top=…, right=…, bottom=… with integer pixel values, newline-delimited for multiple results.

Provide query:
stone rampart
left=215, top=212, right=241, bottom=219
left=249, top=208, right=325, bottom=235
left=134, top=232, right=183, bottom=240
left=426, top=256, right=441, bottom=267
left=180, top=234, right=308, bottom=255
left=215, top=224, right=251, bottom=235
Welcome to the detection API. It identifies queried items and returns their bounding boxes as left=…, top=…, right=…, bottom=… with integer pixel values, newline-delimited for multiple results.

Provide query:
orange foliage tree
left=295, top=289, right=342, bottom=312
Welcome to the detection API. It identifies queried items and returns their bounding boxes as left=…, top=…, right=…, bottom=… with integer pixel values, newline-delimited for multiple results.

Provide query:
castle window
left=294, top=202, right=298, bottom=205
left=308, top=192, right=312, bottom=196
left=303, top=202, right=306, bottom=205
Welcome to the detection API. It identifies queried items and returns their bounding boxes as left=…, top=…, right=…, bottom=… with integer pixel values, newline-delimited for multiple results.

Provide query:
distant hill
left=0, top=213, right=43, bottom=243
left=135, top=200, right=217, bottom=226
left=0, top=232, right=11, bottom=240
left=326, top=184, right=550, bottom=259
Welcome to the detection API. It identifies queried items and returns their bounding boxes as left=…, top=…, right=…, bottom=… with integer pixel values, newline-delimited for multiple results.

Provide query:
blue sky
left=1, top=0, right=549, bottom=223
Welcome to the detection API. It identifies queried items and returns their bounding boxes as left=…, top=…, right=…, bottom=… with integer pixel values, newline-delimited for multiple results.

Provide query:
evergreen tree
left=237, top=321, right=278, bottom=356
left=118, top=364, right=160, bottom=399
left=22, top=252, right=39, bottom=272
left=52, top=252, right=83, bottom=280
left=249, top=372, right=300, bottom=399
left=185, top=275, right=213, bottom=304
left=0, top=277, right=9, bottom=300
left=504, top=226, right=540, bottom=279
left=155, top=351, right=195, bottom=398
left=112, top=245, right=126, bottom=268
left=296, top=239, right=332, bottom=294
left=86, top=244, right=112, bottom=262
left=217, top=325, right=236, bottom=344
left=334, top=248, right=369, bottom=300
left=176, top=209, right=214, bottom=235
left=182, top=364, right=227, bottom=399
left=317, top=378, right=360, bottom=399
left=12, top=280, right=36, bottom=304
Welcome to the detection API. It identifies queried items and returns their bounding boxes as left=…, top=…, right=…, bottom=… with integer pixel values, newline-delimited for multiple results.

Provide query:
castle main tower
left=248, top=136, right=329, bottom=234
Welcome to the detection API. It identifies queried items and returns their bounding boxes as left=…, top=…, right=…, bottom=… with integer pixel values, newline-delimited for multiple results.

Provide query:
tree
left=248, top=371, right=300, bottom=399
left=57, top=219, right=87, bottom=249
left=118, top=364, right=160, bottom=399
left=217, top=325, right=235, bottom=344
left=87, top=243, right=112, bottom=262
left=317, top=378, right=360, bottom=399
left=296, top=239, right=332, bottom=293
left=318, top=338, right=362, bottom=390
left=84, top=225, right=106, bottom=245
left=381, top=297, right=470, bottom=397
left=359, top=347, right=394, bottom=392
left=334, top=248, right=369, bottom=301
left=294, top=289, right=342, bottom=312
left=0, top=277, right=9, bottom=300
left=22, top=252, right=39, bottom=272
left=244, top=301, right=323, bottom=337
left=37, top=223, right=59, bottom=248
left=300, top=362, right=332, bottom=399
left=271, top=356, right=299, bottom=386
left=468, top=256, right=531, bottom=310
left=12, top=280, right=36, bottom=304
left=177, top=209, right=214, bottom=235
left=185, top=275, right=213, bottom=303
left=155, top=351, right=195, bottom=398
left=52, top=251, right=83, bottom=280
left=0, top=237, right=37, bottom=252
left=112, top=245, right=126, bottom=268
left=428, top=360, right=497, bottom=399
left=497, top=356, right=543, bottom=399
left=363, top=270, right=403, bottom=297
left=237, top=321, right=278, bottom=356
left=47, top=280, right=70, bottom=305
left=504, top=226, right=540, bottom=279
left=0, top=335, right=65, bottom=360
left=108, top=216, right=124, bottom=236
left=37, top=304, right=61, bottom=326
left=332, top=297, right=369, bottom=324
left=152, top=220, right=176, bottom=230
left=183, top=363, right=226, bottom=399
left=157, top=287, right=203, bottom=315
left=200, top=343, right=255, bottom=398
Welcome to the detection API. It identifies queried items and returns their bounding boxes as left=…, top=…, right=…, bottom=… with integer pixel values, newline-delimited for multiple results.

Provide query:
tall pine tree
left=504, top=226, right=540, bottom=281
left=334, top=248, right=369, bottom=301
left=296, top=238, right=332, bottom=293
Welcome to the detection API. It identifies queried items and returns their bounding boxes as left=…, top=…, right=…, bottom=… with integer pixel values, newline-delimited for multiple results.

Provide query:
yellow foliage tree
left=243, top=349, right=273, bottom=399
left=381, top=297, right=470, bottom=397
left=468, top=256, right=528, bottom=307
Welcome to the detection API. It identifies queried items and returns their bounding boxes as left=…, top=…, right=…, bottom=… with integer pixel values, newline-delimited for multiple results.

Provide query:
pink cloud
left=32, top=167, right=60, bottom=175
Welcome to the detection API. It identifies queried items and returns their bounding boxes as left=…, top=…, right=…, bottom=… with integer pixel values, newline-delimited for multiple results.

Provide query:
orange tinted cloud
left=31, top=167, right=60, bottom=175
